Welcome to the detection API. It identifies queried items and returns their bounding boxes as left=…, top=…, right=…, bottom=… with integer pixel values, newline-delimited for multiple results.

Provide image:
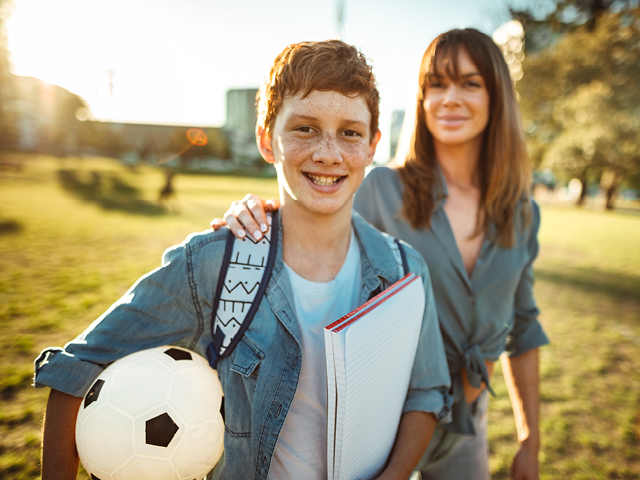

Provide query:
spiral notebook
left=324, top=273, right=425, bottom=480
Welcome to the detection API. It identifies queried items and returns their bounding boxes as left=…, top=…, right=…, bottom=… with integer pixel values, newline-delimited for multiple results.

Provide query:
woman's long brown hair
left=395, top=28, right=531, bottom=248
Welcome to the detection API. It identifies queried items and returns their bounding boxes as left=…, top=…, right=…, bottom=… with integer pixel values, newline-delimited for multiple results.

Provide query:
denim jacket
left=34, top=211, right=452, bottom=480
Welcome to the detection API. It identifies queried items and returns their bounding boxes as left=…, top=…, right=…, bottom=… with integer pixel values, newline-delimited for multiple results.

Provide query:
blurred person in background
left=211, top=28, right=548, bottom=480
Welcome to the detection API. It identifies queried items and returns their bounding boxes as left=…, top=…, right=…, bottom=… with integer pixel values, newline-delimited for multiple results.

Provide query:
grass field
left=1, top=154, right=639, bottom=479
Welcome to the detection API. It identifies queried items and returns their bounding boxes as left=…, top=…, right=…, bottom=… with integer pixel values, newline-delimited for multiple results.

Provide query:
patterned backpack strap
left=206, top=210, right=280, bottom=369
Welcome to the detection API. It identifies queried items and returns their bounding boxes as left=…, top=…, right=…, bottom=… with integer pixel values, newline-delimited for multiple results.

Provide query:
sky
left=5, top=0, right=554, bottom=160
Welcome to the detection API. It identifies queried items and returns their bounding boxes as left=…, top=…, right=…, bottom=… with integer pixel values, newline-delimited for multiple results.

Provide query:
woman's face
left=423, top=47, right=490, bottom=150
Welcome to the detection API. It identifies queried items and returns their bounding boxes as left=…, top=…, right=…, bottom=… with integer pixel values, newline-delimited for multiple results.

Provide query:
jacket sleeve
left=33, top=232, right=222, bottom=397
left=505, top=200, right=549, bottom=357
left=401, top=246, right=453, bottom=424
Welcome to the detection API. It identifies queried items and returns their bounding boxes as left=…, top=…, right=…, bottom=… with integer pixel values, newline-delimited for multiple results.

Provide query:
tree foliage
left=516, top=4, right=640, bottom=208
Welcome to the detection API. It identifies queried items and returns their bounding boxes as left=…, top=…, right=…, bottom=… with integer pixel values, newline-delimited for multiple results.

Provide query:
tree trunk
left=576, top=171, right=588, bottom=206
left=605, top=182, right=617, bottom=210
left=604, top=172, right=622, bottom=210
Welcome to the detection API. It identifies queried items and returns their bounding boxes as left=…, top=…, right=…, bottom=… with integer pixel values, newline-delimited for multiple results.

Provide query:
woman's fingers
left=214, top=194, right=281, bottom=240
left=265, top=198, right=281, bottom=212
left=245, top=195, right=270, bottom=235
left=224, top=212, right=248, bottom=239
left=209, top=218, right=226, bottom=231
left=225, top=200, right=261, bottom=239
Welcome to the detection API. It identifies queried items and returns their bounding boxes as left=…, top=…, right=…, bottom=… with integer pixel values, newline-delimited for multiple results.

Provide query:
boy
left=35, top=40, right=451, bottom=480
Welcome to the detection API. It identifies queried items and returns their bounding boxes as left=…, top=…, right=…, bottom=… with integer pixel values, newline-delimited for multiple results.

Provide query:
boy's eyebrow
left=287, top=114, right=319, bottom=122
left=287, top=114, right=368, bottom=129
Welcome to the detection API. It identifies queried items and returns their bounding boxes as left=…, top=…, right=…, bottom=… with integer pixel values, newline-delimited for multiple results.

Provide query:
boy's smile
left=259, top=90, right=380, bottom=219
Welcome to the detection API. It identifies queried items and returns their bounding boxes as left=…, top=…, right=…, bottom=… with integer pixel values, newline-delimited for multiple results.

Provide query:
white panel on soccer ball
left=108, top=358, right=173, bottom=418
left=78, top=405, right=135, bottom=474
left=172, top=419, right=224, bottom=478
left=168, top=369, right=222, bottom=426
left=113, top=456, right=179, bottom=480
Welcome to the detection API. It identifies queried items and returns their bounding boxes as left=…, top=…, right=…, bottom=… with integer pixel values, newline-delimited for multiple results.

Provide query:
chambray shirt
left=33, top=211, right=452, bottom=480
left=354, top=167, right=549, bottom=434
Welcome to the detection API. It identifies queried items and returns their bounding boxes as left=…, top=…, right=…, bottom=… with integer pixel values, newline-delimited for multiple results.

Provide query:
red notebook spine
left=332, top=274, right=417, bottom=333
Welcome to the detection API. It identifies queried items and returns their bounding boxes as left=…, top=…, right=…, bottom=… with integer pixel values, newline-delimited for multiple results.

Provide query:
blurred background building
left=1, top=0, right=639, bottom=205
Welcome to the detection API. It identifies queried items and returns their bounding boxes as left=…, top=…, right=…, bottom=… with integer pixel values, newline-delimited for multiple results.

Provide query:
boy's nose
left=312, top=134, right=343, bottom=164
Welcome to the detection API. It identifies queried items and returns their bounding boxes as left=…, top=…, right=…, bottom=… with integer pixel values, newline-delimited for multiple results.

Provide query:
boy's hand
left=210, top=194, right=280, bottom=240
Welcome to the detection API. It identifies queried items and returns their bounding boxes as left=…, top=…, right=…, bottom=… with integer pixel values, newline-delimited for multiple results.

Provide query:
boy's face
left=258, top=90, right=380, bottom=219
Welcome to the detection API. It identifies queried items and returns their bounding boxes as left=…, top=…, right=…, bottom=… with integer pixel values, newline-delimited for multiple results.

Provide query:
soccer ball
left=76, top=346, right=224, bottom=480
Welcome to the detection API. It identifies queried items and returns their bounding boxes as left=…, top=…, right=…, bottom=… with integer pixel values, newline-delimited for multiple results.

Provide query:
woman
left=212, top=29, right=548, bottom=480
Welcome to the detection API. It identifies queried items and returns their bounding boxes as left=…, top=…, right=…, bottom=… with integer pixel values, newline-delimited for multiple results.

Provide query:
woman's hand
left=210, top=194, right=280, bottom=240
left=510, top=437, right=539, bottom=480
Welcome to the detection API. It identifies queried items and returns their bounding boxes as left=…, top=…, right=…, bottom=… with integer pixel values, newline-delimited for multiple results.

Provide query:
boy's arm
left=373, top=411, right=436, bottom=480
left=41, top=389, right=83, bottom=480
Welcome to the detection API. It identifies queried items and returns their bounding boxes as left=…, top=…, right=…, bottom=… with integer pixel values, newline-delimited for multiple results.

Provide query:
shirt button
left=468, top=294, right=476, bottom=303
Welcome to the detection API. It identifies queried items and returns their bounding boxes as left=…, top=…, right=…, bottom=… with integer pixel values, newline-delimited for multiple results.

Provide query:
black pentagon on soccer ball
left=84, top=379, right=105, bottom=409
left=91, top=474, right=102, bottom=480
left=146, top=412, right=179, bottom=447
left=164, top=347, right=192, bottom=361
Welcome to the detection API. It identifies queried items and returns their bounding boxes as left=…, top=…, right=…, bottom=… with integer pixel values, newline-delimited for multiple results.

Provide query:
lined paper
left=325, top=274, right=425, bottom=480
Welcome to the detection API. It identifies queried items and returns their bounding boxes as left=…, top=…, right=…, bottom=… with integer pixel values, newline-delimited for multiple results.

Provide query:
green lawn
left=1, top=154, right=639, bottom=479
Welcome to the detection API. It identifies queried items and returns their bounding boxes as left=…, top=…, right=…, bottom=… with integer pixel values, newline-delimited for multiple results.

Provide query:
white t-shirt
left=268, top=230, right=362, bottom=480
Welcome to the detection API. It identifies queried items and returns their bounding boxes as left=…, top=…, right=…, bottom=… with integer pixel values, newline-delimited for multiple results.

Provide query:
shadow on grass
left=0, top=219, right=23, bottom=235
left=58, top=169, right=166, bottom=216
left=535, top=266, right=640, bottom=305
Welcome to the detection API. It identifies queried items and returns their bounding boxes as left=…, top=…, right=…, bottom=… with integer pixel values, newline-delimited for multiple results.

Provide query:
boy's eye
left=295, top=126, right=315, bottom=133
left=342, top=130, right=362, bottom=138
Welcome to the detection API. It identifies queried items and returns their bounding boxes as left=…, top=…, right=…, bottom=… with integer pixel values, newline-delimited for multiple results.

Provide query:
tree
left=0, top=0, right=18, bottom=150
left=516, top=5, right=640, bottom=208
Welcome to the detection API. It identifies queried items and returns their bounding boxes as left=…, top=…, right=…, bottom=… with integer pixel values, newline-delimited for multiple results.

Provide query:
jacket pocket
left=230, top=336, right=264, bottom=378
left=225, top=337, right=265, bottom=438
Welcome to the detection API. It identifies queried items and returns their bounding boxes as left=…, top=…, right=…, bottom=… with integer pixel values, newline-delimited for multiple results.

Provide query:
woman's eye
left=464, top=80, right=482, bottom=88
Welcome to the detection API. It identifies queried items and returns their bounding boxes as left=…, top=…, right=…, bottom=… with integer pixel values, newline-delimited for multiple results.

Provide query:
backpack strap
left=206, top=210, right=280, bottom=369
left=394, top=238, right=409, bottom=276
left=367, top=233, right=409, bottom=300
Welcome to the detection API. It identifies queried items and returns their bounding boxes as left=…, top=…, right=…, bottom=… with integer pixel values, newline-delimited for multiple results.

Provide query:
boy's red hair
left=257, top=40, right=380, bottom=140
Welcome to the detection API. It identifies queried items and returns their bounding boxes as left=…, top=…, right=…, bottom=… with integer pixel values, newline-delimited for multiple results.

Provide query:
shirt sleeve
left=505, top=200, right=549, bottom=357
left=402, top=247, right=453, bottom=424
left=33, top=238, right=211, bottom=397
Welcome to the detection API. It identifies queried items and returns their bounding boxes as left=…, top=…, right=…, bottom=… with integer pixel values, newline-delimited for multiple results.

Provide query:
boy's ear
left=257, top=127, right=275, bottom=164
left=367, top=130, right=382, bottom=166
